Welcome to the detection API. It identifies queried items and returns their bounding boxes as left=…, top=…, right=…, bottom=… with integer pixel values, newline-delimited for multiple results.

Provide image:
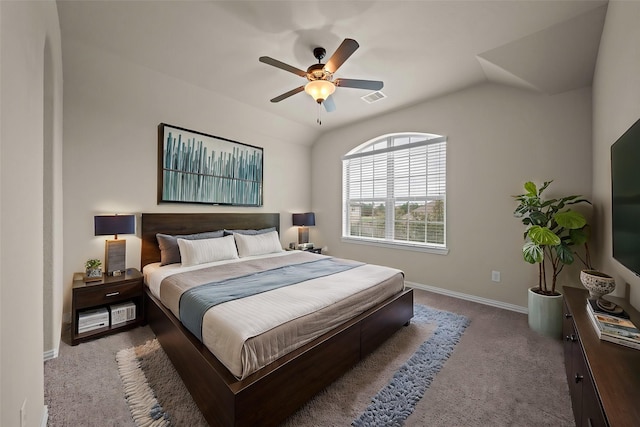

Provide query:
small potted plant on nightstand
left=85, top=259, right=103, bottom=280
left=513, top=180, right=591, bottom=338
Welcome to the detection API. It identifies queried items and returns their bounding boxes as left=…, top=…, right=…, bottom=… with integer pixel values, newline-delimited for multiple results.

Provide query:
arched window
left=342, top=132, right=447, bottom=253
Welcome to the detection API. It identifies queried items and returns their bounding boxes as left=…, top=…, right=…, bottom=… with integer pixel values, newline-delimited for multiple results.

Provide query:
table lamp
left=292, top=212, right=315, bottom=245
left=94, top=214, right=135, bottom=276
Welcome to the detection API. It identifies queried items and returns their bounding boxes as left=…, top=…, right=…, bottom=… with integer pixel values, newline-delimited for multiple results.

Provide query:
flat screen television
left=611, top=117, right=640, bottom=277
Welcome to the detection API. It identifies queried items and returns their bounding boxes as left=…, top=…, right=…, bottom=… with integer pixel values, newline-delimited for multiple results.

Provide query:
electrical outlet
left=491, top=270, right=501, bottom=282
left=20, top=399, right=26, bottom=427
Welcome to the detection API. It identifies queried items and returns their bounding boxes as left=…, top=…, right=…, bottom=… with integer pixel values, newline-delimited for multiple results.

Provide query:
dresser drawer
left=74, top=280, right=141, bottom=308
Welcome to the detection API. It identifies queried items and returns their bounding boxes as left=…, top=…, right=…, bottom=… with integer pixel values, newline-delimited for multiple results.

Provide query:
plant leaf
left=555, top=243, right=575, bottom=265
left=523, top=241, right=544, bottom=263
left=524, top=181, right=537, bottom=195
left=554, top=211, right=586, bottom=230
left=527, top=226, right=561, bottom=246
left=569, top=228, right=588, bottom=245
left=566, top=197, right=592, bottom=206
left=529, top=211, right=548, bottom=226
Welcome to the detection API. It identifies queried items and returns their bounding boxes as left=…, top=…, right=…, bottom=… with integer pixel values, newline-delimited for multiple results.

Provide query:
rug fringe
left=117, top=341, right=170, bottom=427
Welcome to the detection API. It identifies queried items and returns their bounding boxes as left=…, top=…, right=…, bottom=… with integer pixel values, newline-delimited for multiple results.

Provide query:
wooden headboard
left=140, top=212, right=280, bottom=269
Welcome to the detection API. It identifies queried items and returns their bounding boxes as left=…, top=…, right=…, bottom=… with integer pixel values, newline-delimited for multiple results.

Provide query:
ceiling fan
left=259, top=38, right=384, bottom=115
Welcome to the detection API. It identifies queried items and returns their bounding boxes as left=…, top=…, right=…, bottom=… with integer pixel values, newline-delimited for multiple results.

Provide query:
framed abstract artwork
left=158, top=123, right=263, bottom=206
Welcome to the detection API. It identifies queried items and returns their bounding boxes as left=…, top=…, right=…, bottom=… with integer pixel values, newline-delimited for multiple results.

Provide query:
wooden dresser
left=563, top=286, right=640, bottom=426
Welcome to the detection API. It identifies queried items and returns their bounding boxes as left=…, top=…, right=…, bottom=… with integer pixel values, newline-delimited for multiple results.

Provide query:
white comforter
left=144, top=251, right=404, bottom=379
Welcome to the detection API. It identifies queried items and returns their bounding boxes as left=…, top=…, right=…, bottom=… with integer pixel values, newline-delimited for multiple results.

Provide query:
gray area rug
left=117, top=304, right=468, bottom=426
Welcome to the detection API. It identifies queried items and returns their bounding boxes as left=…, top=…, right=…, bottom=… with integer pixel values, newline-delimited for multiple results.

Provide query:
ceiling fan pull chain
left=317, top=102, right=322, bottom=125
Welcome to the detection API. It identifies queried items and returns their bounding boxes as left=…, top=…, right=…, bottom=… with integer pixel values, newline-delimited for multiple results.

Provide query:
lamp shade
left=94, top=215, right=135, bottom=236
left=304, top=80, right=335, bottom=103
left=292, top=212, right=315, bottom=227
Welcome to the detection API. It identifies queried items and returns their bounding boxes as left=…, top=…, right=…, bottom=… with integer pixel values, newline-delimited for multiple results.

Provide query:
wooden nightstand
left=71, top=268, right=144, bottom=345
left=285, top=247, right=322, bottom=254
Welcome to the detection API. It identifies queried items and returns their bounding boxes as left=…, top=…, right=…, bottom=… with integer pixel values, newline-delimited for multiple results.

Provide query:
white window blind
left=342, top=133, right=446, bottom=250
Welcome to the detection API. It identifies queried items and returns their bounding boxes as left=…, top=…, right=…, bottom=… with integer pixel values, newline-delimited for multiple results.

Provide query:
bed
left=141, top=212, right=414, bottom=427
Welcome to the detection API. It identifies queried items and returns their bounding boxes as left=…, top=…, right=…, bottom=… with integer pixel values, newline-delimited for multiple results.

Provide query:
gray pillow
left=223, top=227, right=276, bottom=236
left=156, top=231, right=224, bottom=265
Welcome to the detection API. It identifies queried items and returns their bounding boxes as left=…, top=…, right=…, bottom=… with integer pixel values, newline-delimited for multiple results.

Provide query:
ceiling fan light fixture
left=304, top=80, right=335, bottom=103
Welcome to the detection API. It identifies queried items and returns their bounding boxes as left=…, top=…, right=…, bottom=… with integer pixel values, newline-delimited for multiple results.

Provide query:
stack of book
left=586, top=299, right=640, bottom=350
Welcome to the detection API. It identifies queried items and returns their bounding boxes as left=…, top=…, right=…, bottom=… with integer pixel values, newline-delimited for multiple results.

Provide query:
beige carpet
left=45, top=288, right=575, bottom=426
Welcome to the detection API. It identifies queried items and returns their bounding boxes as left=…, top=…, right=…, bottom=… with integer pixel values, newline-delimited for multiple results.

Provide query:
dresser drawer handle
left=106, top=292, right=120, bottom=297
left=565, top=334, right=577, bottom=342
left=564, top=313, right=572, bottom=319
left=575, top=373, right=584, bottom=383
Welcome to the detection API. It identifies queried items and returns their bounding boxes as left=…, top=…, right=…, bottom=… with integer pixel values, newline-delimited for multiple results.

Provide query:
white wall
left=592, top=1, right=640, bottom=309
left=61, top=39, right=314, bottom=316
left=311, top=83, right=592, bottom=308
left=0, top=1, right=63, bottom=425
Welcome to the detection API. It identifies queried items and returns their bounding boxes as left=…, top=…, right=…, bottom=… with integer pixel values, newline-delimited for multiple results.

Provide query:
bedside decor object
left=292, top=212, right=315, bottom=245
left=84, top=259, right=103, bottom=282
left=95, top=214, right=136, bottom=276
left=158, top=123, right=263, bottom=206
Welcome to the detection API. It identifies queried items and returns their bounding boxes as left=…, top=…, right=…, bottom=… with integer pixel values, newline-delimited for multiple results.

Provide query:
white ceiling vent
left=361, top=91, right=387, bottom=104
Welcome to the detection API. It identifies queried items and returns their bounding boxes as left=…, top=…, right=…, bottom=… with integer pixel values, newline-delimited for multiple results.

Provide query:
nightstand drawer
left=74, top=281, right=141, bottom=308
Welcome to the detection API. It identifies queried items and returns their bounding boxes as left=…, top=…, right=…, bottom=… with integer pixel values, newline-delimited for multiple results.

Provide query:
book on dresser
left=586, top=300, right=640, bottom=350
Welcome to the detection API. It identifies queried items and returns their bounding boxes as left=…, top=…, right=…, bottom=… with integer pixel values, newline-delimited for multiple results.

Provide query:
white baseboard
left=43, top=348, right=58, bottom=361
left=41, top=405, right=48, bottom=427
left=406, top=281, right=528, bottom=314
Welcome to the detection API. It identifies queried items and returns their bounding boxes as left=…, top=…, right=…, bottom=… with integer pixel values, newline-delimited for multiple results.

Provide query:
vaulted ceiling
left=57, top=0, right=607, bottom=132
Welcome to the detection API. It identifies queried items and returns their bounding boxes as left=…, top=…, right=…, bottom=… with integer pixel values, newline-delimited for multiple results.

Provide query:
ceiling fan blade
left=323, top=95, right=336, bottom=112
left=259, top=56, right=307, bottom=77
left=324, top=38, right=359, bottom=74
left=335, top=78, right=384, bottom=91
left=270, top=86, right=305, bottom=103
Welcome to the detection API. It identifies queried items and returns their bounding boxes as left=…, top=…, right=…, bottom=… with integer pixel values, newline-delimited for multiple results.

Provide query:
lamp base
left=297, top=226, right=309, bottom=244
left=105, top=239, right=126, bottom=276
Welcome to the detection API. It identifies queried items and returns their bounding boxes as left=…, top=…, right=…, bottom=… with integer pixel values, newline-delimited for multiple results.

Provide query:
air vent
left=361, top=91, right=387, bottom=104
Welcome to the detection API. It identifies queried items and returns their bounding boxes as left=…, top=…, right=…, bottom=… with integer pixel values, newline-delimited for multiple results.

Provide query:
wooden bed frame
left=141, top=212, right=414, bottom=427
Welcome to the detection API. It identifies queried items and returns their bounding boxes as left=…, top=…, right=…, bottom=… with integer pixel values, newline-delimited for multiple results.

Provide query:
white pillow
left=234, top=230, right=282, bottom=257
left=177, top=235, right=238, bottom=267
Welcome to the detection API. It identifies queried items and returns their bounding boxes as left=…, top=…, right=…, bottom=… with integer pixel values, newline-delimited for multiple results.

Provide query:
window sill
left=340, top=237, right=449, bottom=255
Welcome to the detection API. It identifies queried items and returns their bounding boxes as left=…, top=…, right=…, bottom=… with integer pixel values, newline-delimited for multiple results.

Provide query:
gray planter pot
left=86, top=267, right=102, bottom=278
left=528, top=287, right=563, bottom=338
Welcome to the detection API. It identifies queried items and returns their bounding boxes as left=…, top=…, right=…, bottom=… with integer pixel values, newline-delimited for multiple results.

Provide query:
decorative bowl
left=580, top=270, right=615, bottom=301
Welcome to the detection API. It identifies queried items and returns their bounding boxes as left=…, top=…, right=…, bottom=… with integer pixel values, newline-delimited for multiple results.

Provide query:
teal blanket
left=180, top=258, right=363, bottom=341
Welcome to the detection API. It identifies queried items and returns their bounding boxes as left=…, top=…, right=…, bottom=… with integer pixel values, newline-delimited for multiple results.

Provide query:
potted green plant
left=85, top=259, right=103, bottom=278
left=513, top=180, right=591, bottom=337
